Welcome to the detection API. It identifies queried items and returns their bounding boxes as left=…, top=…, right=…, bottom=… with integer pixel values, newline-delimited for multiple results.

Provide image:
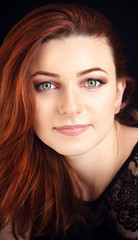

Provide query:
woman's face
left=30, top=36, right=124, bottom=156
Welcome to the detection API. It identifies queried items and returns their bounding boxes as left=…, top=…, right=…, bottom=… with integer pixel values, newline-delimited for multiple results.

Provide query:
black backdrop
left=0, top=0, right=138, bottom=108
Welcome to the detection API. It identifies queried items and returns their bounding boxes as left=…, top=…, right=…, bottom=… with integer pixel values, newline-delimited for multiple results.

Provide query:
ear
left=115, top=78, right=126, bottom=114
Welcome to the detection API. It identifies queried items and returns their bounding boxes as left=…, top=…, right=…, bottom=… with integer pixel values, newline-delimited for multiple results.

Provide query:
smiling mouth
left=54, top=125, right=90, bottom=136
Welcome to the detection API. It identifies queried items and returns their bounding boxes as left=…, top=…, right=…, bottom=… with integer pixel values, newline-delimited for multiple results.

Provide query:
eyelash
left=34, top=78, right=104, bottom=92
left=35, top=81, right=57, bottom=91
left=83, top=78, right=104, bottom=88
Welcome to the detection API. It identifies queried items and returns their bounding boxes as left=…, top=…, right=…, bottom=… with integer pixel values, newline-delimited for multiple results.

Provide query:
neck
left=65, top=121, right=120, bottom=201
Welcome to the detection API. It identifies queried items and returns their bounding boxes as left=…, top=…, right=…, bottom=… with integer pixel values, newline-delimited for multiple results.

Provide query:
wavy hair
left=0, top=3, right=137, bottom=239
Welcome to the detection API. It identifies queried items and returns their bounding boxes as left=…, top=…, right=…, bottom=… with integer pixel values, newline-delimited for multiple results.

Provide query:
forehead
left=30, top=35, right=115, bottom=76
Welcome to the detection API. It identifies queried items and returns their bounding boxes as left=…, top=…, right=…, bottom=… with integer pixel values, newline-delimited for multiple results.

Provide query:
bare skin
left=30, top=35, right=138, bottom=201
left=66, top=121, right=138, bottom=201
left=1, top=35, right=138, bottom=240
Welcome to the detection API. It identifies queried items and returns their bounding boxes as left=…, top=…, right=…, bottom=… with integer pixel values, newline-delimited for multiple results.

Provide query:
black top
left=65, top=143, right=138, bottom=240
left=32, top=143, right=138, bottom=240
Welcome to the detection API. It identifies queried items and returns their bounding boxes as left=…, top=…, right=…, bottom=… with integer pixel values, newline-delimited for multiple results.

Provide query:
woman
left=0, top=3, right=137, bottom=240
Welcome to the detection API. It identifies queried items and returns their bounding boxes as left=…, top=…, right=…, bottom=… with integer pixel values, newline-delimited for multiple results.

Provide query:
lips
left=54, top=125, right=90, bottom=136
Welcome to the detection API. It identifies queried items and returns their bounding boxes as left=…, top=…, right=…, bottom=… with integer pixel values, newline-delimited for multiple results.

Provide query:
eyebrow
left=31, top=67, right=108, bottom=78
left=31, top=71, right=59, bottom=78
left=77, top=67, right=108, bottom=77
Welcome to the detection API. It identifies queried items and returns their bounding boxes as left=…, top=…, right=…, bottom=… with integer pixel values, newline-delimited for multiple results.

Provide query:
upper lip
left=54, top=124, right=90, bottom=130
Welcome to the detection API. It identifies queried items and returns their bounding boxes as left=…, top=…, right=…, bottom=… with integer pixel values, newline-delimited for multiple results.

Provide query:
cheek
left=99, top=93, right=116, bottom=111
left=88, top=91, right=117, bottom=141
left=88, top=89, right=117, bottom=120
left=33, top=96, right=54, bottom=131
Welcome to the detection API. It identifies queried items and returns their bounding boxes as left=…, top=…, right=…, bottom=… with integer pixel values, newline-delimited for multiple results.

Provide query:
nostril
left=58, top=103, right=82, bottom=116
left=58, top=90, right=83, bottom=116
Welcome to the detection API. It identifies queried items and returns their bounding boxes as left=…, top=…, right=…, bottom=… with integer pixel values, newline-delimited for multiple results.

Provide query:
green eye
left=42, top=82, right=51, bottom=90
left=35, top=81, right=56, bottom=91
left=87, top=79, right=97, bottom=87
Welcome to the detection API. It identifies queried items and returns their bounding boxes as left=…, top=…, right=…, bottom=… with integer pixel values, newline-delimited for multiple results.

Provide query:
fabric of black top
left=31, top=143, right=138, bottom=240
left=65, top=143, right=138, bottom=240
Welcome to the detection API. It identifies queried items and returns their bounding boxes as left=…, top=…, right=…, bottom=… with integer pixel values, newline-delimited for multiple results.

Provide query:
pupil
left=43, top=83, right=50, bottom=89
left=89, top=80, right=96, bottom=87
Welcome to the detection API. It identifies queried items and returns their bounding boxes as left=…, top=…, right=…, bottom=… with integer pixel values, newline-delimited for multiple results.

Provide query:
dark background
left=0, top=0, right=138, bottom=108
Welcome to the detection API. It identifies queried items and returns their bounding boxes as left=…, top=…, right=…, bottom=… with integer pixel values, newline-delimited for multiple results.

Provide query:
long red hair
left=0, top=3, right=137, bottom=239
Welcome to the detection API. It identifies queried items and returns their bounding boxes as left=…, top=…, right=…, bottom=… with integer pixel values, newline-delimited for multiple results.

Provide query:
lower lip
left=54, top=125, right=90, bottom=136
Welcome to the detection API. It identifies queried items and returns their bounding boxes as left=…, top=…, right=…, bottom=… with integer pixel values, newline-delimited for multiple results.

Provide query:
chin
left=51, top=142, right=94, bottom=157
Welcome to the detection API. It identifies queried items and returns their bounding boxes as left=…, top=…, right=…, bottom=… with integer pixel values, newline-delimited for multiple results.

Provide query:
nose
left=58, top=88, right=83, bottom=116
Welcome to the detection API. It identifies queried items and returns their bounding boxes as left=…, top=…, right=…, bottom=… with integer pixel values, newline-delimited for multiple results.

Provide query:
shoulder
left=118, top=122, right=138, bottom=152
left=120, top=123, right=138, bottom=141
left=110, top=125, right=138, bottom=238
left=116, top=122, right=138, bottom=170
left=0, top=222, right=31, bottom=240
